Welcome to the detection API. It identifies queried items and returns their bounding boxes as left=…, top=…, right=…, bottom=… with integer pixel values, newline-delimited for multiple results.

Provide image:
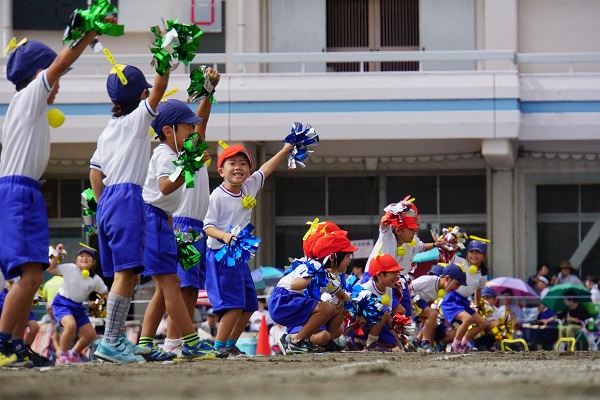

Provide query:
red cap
left=398, top=215, right=420, bottom=230
left=369, top=253, right=404, bottom=276
left=312, top=231, right=358, bottom=259
left=303, top=221, right=342, bottom=258
left=217, top=144, right=252, bottom=169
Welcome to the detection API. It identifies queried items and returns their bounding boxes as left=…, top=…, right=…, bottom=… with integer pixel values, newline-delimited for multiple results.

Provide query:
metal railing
left=1, top=50, right=600, bottom=75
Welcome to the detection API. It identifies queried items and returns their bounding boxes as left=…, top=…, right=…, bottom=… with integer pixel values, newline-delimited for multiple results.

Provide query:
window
left=326, top=0, right=419, bottom=72
left=13, top=1, right=117, bottom=30
left=275, top=177, right=326, bottom=216
left=328, top=177, right=378, bottom=215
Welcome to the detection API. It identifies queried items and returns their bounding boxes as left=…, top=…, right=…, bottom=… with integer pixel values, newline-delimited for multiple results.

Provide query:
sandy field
left=2, top=351, right=600, bottom=400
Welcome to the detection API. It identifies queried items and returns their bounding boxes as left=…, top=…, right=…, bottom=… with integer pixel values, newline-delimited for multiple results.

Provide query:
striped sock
left=138, top=337, right=154, bottom=348
left=104, top=293, right=130, bottom=344
left=214, top=340, right=227, bottom=349
left=182, top=332, right=201, bottom=347
left=11, top=339, right=24, bottom=352
left=226, top=339, right=236, bottom=348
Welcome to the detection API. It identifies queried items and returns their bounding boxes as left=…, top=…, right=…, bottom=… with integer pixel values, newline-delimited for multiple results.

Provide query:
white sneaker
left=163, top=338, right=183, bottom=357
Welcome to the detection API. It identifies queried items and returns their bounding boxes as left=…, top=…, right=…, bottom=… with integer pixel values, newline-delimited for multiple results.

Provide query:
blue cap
left=467, top=240, right=488, bottom=254
left=482, top=287, right=497, bottom=298
left=150, top=100, right=203, bottom=136
left=7, top=40, right=57, bottom=86
left=106, top=65, right=152, bottom=105
left=77, top=247, right=96, bottom=259
left=428, top=264, right=445, bottom=276
left=444, top=263, right=467, bottom=286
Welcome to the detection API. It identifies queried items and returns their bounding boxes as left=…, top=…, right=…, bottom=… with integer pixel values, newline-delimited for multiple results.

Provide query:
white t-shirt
left=90, top=100, right=158, bottom=187
left=142, top=144, right=183, bottom=215
left=277, top=264, right=312, bottom=294
left=410, top=275, right=440, bottom=304
left=1, top=71, right=52, bottom=179
left=361, top=279, right=394, bottom=312
left=204, top=171, right=264, bottom=250
left=173, top=166, right=210, bottom=221
left=365, top=226, right=425, bottom=276
left=57, top=263, right=108, bottom=304
left=454, top=256, right=487, bottom=298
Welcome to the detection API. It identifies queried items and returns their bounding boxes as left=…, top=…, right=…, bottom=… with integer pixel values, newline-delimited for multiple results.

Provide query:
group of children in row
left=267, top=198, right=501, bottom=354
left=0, top=10, right=299, bottom=367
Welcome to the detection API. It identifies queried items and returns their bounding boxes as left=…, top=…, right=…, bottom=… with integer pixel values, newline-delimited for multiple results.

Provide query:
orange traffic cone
left=255, top=314, right=271, bottom=356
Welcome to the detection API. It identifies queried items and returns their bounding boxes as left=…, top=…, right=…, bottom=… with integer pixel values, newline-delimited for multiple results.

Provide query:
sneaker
left=121, top=335, right=152, bottom=357
left=17, top=345, right=54, bottom=367
left=181, top=342, right=217, bottom=360
left=143, top=345, right=177, bottom=362
left=214, top=347, right=230, bottom=359
left=345, top=336, right=365, bottom=351
left=227, top=345, right=250, bottom=358
left=417, top=341, right=437, bottom=353
left=286, top=338, right=324, bottom=354
left=450, top=343, right=470, bottom=353
left=277, top=334, right=291, bottom=355
left=322, top=340, right=345, bottom=352
left=56, top=354, right=71, bottom=365
left=367, top=342, right=392, bottom=352
left=94, top=338, right=145, bottom=363
left=1, top=342, right=27, bottom=368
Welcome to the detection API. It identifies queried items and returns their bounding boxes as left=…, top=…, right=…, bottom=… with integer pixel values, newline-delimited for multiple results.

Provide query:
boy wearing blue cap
left=136, top=99, right=218, bottom=360
left=0, top=28, right=107, bottom=366
left=455, top=240, right=489, bottom=308
left=163, top=68, right=221, bottom=356
left=440, top=262, right=486, bottom=352
left=90, top=64, right=170, bottom=363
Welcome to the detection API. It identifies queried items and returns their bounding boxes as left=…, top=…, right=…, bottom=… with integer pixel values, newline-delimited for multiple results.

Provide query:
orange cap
left=303, top=221, right=342, bottom=258
left=369, top=253, right=403, bottom=276
left=312, top=231, right=358, bottom=259
left=217, top=144, right=252, bottom=169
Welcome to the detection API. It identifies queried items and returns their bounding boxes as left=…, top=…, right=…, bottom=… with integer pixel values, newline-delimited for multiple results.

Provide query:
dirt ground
left=2, top=351, right=600, bottom=400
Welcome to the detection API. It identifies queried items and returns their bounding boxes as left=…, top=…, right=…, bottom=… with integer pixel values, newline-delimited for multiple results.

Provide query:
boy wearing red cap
left=271, top=231, right=356, bottom=353
left=203, top=141, right=293, bottom=357
left=0, top=28, right=108, bottom=366
left=361, top=198, right=444, bottom=318
left=90, top=63, right=170, bottom=363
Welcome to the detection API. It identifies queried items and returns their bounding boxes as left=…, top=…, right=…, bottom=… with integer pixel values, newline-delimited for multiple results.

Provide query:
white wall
left=268, top=0, right=326, bottom=72
left=518, top=0, right=600, bottom=73
left=420, top=0, right=476, bottom=71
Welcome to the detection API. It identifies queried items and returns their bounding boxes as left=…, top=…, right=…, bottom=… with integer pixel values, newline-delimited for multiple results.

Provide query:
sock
left=104, top=293, right=130, bottom=344
left=165, top=338, right=182, bottom=349
left=226, top=339, right=236, bottom=348
left=214, top=340, right=227, bottom=349
left=138, top=337, right=154, bottom=348
left=366, top=334, right=379, bottom=347
left=68, top=350, right=78, bottom=357
left=182, top=332, right=201, bottom=347
left=461, top=336, right=470, bottom=346
left=11, top=339, right=24, bottom=352
left=60, top=351, right=68, bottom=356
left=0, top=332, right=11, bottom=355
left=453, top=337, right=461, bottom=347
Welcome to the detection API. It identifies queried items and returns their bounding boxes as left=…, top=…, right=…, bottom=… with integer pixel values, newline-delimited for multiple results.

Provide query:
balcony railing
left=2, top=50, right=600, bottom=75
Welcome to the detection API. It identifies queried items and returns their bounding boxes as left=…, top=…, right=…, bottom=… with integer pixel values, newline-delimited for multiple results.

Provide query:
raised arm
left=259, top=143, right=294, bottom=179
left=146, top=72, right=170, bottom=113
left=194, top=67, right=221, bottom=141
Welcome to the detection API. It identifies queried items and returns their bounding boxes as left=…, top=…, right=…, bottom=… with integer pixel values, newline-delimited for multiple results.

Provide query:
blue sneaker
left=143, top=345, right=177, bottom=362
left=94, top=338, right=145, bottom=363
left=121, top=335, right=152, bottom=357
left=181, top=342, right=217, bottom=360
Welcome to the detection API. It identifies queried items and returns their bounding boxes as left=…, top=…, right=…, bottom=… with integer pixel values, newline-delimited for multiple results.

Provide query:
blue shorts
left=269, top=287, right=319, bottom=329
left=204, top=247, right=258, bottom=314
left=97, top=183, right=146, bottom=277
left=52, top=293, right=90, bottom=329
left=440, top=291, right=475, bottom=324
left=347, top=321, right=397, bottom=346
left=173, top=216, right=207, bottom=290
left=143, top=204, right=178, bottom=277
left=0, top=176, right=49, bottom=279
left=435, top=321, right=453, bottom=342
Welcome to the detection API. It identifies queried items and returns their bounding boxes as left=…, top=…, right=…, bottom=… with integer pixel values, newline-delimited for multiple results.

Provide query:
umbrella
left=541, top=283, right=591, bottom=312
left=251, top=266, right=284, bottom=290
left=486, top=277, right=539, bottom=298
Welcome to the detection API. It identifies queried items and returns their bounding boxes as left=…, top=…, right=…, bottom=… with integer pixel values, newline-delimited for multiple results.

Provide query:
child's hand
left=205, top=67, right=221, bottom=88
left=356, top=315, right=367, bottom=326
left=223, top=233, right=236, bottom=245
left=103, top=15, right=118, bottom=24
left=283, top=142, right=294, bottom=152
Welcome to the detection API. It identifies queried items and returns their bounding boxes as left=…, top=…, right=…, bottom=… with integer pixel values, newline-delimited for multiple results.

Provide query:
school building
left=1, top=0, right=599, bottom=279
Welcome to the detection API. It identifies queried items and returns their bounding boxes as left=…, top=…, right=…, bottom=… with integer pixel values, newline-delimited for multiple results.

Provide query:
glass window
left=537, top=223, right=579, bottom=269
left=440, top=175, right=486, bottom=214
left=581, top=223, right=600, bottom=277
left=275, top=226, right=308, bottom=268
left=387, top=176, right=436, bottom=214
left=42, top=179, right=59, bottom=218
left=275, top=177, right=326, bottom=216
left=60, top=180, right=83, bottom=218
left=581, top=184, right=600, bottom=213
left=328, top=177, right=378, bottom=215
left=537, top=185, right=578, bottom=213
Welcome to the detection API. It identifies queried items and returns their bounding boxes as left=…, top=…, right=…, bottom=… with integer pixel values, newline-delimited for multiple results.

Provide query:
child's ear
left=217, top=167, right=225, bottom=177
left=162, top=125, right=173, bottom=138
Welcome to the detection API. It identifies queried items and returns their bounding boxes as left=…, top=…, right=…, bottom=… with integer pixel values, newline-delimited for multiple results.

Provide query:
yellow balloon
left=81, top=269, right=90, bottom=278
left=469, top=265, right=478, bottom=275
left=437, top=289, right=446, bottom=298
left=396, top=246, right=406, bottom=257
left=47, top=108, right=65, bottom=128
left=380, top=294, right=391, bottom=306
left=408, top=238, right=417, bottom=247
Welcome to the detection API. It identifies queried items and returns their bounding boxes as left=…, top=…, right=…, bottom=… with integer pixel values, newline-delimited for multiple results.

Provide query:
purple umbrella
left=486, top=277, right=539, bottom=298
